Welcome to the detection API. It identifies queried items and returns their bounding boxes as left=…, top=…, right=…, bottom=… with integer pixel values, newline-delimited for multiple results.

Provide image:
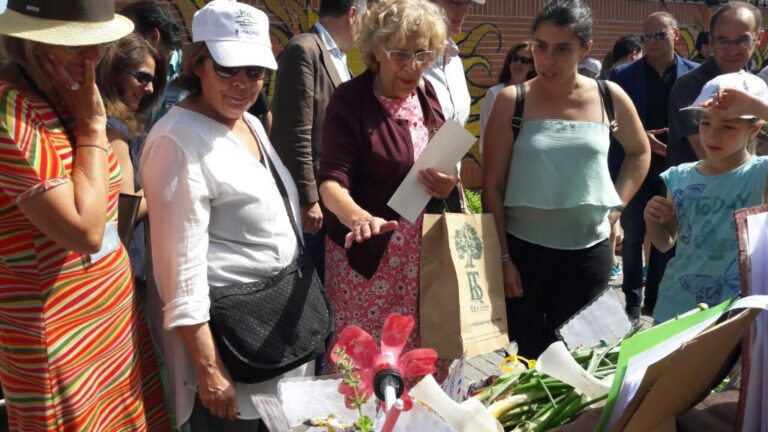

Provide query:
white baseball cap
left=682, top=71, right=768, bottom=118
left=192, top=0, right=277, bottom=70
left=578, top=57, right=602, bottom=76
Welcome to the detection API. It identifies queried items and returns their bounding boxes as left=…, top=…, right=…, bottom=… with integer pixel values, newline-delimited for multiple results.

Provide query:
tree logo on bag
left=455, top=222, right=485, bottom=302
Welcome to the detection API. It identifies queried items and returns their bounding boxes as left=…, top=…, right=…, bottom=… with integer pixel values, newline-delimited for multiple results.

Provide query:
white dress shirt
left=141, top=106, right=311, bottom=427
left=315, top=22, right=352, bottom=82
left=479, top=83, right=506, bottom=154
left=424, top=38, right=471, bottom=126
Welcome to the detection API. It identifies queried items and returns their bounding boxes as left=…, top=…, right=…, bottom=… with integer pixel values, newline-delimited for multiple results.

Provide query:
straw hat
left=0, top=0, right=134, bottom=46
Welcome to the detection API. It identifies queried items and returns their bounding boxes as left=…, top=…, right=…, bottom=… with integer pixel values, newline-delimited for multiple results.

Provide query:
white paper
left=605, top=316, right=721, bottom=431
left=410, top=375, right=503, bottom=432
left=557, top=289, right=632, bottom=350
left=742, top=213, right=768, bottom=432
left=251, top=394, right=292, bottom=432
left=387, top=120, right=477, bottom=223
left=0, top=0, right=7, bottom=14
left=276, top=375, right=376, bottom=427
left=440, top=354, right=467, bottom=403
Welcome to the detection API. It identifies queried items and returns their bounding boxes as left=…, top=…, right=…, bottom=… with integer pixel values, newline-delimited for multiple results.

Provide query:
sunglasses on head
left=210, top=58, right=268, bottom=81
left=510, top=54, right=533, bottom=65
left=126, top=70, right=156, bottom=86
left=640, top=30, right=669, bottom=43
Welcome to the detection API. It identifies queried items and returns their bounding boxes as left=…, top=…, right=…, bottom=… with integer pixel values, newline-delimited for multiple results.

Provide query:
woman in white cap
left=141, top=1, right=316, bottom=430
left=0, top=0, right=170, bottom=430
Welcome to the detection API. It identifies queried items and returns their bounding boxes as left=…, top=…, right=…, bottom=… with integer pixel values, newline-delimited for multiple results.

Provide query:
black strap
left=511, top=83, right=526, bottom=140
left=246, top=119, right=305, bottom=252
left=596, top=79, right=618, bottom=133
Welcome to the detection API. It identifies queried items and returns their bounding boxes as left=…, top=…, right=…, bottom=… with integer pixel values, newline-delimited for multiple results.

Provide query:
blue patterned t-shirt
left=654, top=156, right=768, bottom=322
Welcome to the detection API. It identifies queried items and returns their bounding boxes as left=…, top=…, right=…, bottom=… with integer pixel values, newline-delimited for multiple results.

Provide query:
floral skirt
left=324, top=216, right=449, bottom=380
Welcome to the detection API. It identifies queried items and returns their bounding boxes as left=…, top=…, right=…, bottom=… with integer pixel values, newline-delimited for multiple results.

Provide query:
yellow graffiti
left=455, top=23, right=502, bottom=139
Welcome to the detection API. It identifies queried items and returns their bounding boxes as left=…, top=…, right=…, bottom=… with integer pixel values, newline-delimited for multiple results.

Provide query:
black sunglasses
left=510, top=54, right=533, bottom=65
left=126, top=70, right=156, bottom=86
left=210, top=58, right=268, bottom=81
left=640, top=30, right=669, bottom=43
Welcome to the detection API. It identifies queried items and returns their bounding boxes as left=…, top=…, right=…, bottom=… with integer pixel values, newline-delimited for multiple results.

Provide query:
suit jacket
left=609, top=55, right=699, bottom=126
left=607, top=55, right=699, bottom=178
left=270, top=25, right=344, bottom=206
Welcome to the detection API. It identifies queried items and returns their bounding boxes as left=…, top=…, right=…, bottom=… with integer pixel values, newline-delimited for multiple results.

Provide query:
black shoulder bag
left=208, top=144, right=333, bottom=384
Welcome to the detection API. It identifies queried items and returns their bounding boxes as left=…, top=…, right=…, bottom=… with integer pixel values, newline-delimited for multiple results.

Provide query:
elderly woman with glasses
left=140, top=1, right=314, bottom=430
left=318, top=0, right=458, bottom=375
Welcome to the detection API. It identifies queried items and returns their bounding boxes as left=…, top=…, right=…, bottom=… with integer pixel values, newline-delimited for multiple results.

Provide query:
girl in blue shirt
left=645, top=71, right=768, bottom=322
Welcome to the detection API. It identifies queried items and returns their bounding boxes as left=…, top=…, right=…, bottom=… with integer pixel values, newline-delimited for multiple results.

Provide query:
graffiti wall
left=118, top=0, right=768, bottom=139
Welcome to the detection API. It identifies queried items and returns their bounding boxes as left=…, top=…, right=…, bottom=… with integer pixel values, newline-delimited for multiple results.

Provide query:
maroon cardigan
left=318, top=69, right=446, bottom=279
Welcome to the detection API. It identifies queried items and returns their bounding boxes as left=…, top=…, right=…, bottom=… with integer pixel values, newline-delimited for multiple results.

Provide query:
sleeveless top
left=654, top=156, right=768, bottom=322
left=504, top=120, right=621, bottom=249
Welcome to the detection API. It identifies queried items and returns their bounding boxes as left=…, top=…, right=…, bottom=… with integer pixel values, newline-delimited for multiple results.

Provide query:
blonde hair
left=357, top=0, right=448, bottom=72
left=1, top=36, right=51, bottom=94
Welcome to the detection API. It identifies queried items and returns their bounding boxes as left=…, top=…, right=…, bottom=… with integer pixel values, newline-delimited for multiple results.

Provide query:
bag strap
left=511, top=83, right=526, bottom=140
left=246, top=119, right=305, bottom=252
left=596, top=79, right=618, bottom=133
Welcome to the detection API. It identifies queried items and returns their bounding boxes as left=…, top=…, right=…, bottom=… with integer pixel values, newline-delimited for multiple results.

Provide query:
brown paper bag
left=420, top=213, right=509, bottom=359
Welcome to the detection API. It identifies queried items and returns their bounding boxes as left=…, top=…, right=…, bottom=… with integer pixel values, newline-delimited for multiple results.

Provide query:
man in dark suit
left=270, top=0, right=367, bottom=281
left=609, top=11, right=699, bottom=320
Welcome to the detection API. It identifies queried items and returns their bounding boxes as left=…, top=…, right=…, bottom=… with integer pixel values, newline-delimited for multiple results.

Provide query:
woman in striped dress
left=0, top=1, right=169, bottom=430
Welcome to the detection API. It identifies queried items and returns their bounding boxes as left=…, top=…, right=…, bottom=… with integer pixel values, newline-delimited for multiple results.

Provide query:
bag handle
left=596, top=79, right=618, bottom=133
left=246, top=119, right=305, bottom=252
left=511, top=83, right=526, bottom=140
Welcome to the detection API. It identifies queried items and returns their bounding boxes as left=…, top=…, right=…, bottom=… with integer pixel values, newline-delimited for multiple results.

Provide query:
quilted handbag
left=208, top=136, right=332, bottom=383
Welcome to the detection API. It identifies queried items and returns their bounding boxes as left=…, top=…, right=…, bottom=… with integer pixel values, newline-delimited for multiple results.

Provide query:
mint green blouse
left=504, top=120, right=622, bottom=249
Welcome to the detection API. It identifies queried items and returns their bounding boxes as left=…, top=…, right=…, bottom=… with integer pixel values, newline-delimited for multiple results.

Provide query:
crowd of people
left=0, top=0, right=766, bottom=430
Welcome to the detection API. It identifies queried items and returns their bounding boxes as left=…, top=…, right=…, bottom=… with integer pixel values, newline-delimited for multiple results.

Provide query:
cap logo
left=233, top=8, right=257, bottom=37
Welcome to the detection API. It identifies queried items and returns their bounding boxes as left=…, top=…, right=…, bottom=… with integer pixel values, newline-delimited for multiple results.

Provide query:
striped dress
left=0, top=82, right=169, bottom=431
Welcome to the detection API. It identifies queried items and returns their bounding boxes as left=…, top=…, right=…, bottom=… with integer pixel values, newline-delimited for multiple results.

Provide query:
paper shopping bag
left=420, top=213, right=509, bottom=359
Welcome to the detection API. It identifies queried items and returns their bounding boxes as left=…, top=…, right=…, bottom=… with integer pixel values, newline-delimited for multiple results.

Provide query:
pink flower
left=331, top=313, right=438, bottom=411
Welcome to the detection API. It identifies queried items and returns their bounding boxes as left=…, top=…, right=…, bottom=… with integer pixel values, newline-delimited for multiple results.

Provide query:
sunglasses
left=510, top=54, right=533, bottom=65
left=384, top=49, right=436, bottom=66
left=126, top=70, right=157, bottom=86
left=640, top=30, right=669, bottom=43
left=210, top=58, right=268, bottom=81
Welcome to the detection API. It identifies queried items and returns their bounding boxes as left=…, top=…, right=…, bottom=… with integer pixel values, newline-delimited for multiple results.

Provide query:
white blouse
left=140, top=106, right=311, bottom=427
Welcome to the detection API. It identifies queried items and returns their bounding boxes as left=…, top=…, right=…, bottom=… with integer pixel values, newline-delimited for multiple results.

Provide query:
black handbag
left=208, top=142, right=332, bottom=384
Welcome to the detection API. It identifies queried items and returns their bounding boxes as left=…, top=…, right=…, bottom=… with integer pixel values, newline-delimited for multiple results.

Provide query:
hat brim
left=472, top=0, right=486, bottom=3
left=680, top=105, right=756, bottom=119
left=206, top=40, right=277, bottom=70
left=0, top=9, right=134, bottom=46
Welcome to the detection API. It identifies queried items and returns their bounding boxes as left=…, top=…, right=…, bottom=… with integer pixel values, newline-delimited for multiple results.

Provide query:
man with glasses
left=608, top=12, right=699, bottom=320
left=425, top=0, right=485, bottom=126
left=270, top=0, right=367, bottom=283
left=668, top=1, right=762, bottom=169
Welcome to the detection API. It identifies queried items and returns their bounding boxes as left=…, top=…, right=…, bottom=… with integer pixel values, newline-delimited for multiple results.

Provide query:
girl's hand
left=502, top=260, right=523, bottom=298
left=38, top=54, right=107, bottom=135
left=418, top=168, right=459, bottom=199
left=702, top=88, right=763, bottom=119
left=644, top=196, right=676, bottom=224
left=343, top=214, right=399, bottom=249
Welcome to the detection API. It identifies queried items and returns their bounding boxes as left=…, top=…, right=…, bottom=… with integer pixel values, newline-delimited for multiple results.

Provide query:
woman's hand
left=644, top=196, right=675, bottom=225
left=503, top=260, right=523, bottom=298
left=418, top=168, right=459, bottom=199
left=198, top=362, right=239, bottom=420
left=38, top=54, right=107, bottom=136
left=344, top=214, right=399, bottom=249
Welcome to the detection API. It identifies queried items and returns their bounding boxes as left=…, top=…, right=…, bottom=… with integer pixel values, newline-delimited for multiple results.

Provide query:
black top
left=644, top=60, right=677, bottom=139
left=667, top=57, right=721, bottom=168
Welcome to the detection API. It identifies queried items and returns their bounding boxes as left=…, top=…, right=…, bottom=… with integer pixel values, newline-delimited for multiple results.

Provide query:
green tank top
left=504, top=120, right=622, bottom=249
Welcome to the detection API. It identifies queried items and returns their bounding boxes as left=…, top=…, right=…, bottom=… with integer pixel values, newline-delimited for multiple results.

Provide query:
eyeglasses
left=510, top=54, right=533, bottom=65
left=125, top=70, right=157, bottom=86
left=640, top=30, right=669, bottom=43
left=210, top=58, right=268, bottom=81
left=713, top=36, right=755, bottom=50
left=384, top=49, right=436, bottom=66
